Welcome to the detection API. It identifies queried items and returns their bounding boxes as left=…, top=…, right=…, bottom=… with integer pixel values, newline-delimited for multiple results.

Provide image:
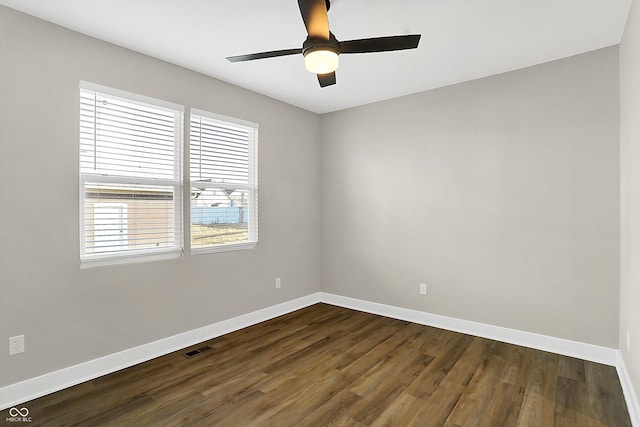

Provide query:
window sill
left=191, top=241, right=257, bottom=255
left=80, top=249, right=183, bottom=269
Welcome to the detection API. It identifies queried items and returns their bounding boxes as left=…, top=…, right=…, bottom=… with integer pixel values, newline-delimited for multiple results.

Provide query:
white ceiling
left=0, top=0, right=632, bottom=114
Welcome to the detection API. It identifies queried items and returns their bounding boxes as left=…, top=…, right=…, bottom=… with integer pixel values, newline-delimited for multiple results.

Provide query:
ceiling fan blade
left=317, top=71, right=336, bottom=87
left=298, top=0, right=330, bottom=40
left=339, top=34, right=421, bottom=54
left=226, top=48, right=302, bottom=63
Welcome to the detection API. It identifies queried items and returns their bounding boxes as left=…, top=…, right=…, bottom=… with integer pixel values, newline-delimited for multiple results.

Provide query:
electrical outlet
left=419, top=283, right=427, bottom=295
left=275, top=277, right=281, bottom=289
left=9, top=335, right=24, bottom=356
left=627, top=331, right=631, bottom=352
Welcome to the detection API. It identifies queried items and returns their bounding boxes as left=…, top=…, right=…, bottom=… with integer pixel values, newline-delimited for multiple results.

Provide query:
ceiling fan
left=226, top=0, right=421, bottom=88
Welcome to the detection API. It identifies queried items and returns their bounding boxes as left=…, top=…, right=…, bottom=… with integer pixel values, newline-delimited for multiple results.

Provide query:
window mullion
left=81, top=173, right=179, bottom=187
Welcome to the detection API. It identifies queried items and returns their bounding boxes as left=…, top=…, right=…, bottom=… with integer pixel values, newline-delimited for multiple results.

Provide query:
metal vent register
left=183, top=345, right=213, bottom=358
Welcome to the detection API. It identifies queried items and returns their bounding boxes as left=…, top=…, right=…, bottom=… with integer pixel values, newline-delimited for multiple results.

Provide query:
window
left=80, top=82, right=183, bottom=266
left=190, top=110, right=258, bottom=252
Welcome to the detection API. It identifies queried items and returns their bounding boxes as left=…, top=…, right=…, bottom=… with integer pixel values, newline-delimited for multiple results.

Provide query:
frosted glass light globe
left=304, top=49, right=339, bottom=74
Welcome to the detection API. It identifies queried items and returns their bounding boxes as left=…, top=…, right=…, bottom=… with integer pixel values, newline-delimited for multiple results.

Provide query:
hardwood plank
left=348, top=352, right=434, bottom=424
left=585, top=362, right=633, bottom=427
left=479, top=381, right=525, bottom=427
left=388, top=381, right=465, bottom=427
left=349, top=323, right=432, bottom=396
left=500, top=345, right=533, bottom=387
left=516, top=349, right=558, bottom=426
left=557, top=355, right=587, bottom=382
left=332, top=323, right=403, bottom=372
left=339, top=324, right=417, bottom=384
left=444, top=353, right=506, bottom=426
left=518, top=390, right=556, bottom=427
left=406, top=333, right=475, bottom=399
left=298, top=388, right=363, bottom=427
left=554, top=375, right=606, bottom=427
left=370, top=393, right=428, bottom=427
left=258, top=368, right=349, bottom=426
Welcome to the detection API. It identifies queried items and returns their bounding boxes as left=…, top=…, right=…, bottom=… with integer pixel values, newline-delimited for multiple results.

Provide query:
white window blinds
left=80, top=83, right=183, bottom=265
left=190, top=110, right=258, bottom=251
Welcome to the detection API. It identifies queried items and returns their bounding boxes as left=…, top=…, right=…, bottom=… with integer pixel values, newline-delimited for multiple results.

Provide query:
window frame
left=189, top=108, right=258, bottom=254
left=79, top=81, right=184, bottom=268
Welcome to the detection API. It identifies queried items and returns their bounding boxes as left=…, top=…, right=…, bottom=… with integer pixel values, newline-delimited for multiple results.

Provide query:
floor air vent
left=183, top=345, right=213, bottom=359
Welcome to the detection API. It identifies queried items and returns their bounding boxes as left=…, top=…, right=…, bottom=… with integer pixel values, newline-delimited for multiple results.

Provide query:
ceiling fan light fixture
left=304, top=48, right=339, bottom=74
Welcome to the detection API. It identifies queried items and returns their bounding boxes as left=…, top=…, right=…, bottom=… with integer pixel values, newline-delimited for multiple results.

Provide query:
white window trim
left=80, top=81, right=184, bottom=112
left=189, top=109, right=259, bottom=255
left=79, top=82, right=184, bottom=267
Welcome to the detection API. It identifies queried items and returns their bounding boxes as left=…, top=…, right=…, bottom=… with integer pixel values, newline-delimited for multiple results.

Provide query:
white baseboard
left=0, top=293, right=321, bottom=411
left=2, top=291, right=636, bottom=422
left=617, top=352, right=640, bottom=427
left=320, top=292, right=618, bottom=366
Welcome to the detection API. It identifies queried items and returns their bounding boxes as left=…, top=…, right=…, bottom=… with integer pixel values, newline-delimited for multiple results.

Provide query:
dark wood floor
left=12, top=303, right=631, bottom=426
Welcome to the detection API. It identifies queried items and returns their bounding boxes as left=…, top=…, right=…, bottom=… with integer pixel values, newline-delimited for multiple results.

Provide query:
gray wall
left=320, top=47, right=620, bottom=347
left=620, top=0, right=640, bottom=405
left=0, top=6, right=321, bottom=387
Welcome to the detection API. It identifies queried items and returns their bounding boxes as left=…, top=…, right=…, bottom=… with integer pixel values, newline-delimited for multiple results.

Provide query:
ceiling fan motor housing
left=302, top=32, right=341, bottom=57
